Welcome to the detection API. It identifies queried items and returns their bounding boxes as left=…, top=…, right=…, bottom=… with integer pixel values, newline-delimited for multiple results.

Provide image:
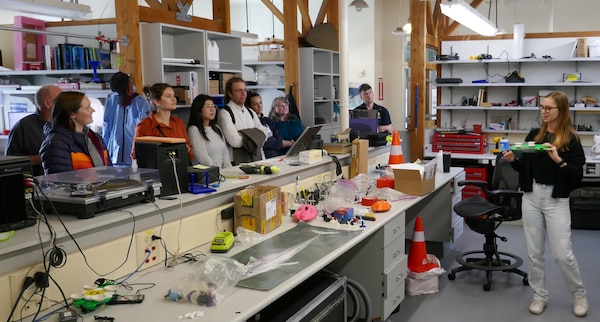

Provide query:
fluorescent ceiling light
left=349, top=0, right=369, bottom=12
left=3, top=0, right=92, bottom=20
left=440, top=0, right=497, bottom=36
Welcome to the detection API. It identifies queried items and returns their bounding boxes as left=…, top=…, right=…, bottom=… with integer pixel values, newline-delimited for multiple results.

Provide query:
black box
left=0, top=156, right=35, bottom=231
left=188, top=166, right=220, bottom=185
left=135, top=142, right=188, bottom=196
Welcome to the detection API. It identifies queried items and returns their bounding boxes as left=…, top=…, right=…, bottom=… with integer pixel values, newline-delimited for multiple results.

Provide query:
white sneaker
left=529, top=299, right=546, bottom=315
left=574, top=296, right=588, bottom=317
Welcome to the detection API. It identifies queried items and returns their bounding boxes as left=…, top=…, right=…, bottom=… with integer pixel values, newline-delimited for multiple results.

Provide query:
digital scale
left=35, top=166, right=162, bottom=219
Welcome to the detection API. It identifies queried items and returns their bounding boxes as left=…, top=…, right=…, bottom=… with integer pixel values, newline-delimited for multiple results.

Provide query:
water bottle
left=436, top=150, right=444, bottom=174
left=500, top=139, right=510, bottom=152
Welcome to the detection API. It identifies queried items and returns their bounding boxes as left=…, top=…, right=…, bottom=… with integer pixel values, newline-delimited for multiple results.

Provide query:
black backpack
left=221, top=105, right=255, bottom=124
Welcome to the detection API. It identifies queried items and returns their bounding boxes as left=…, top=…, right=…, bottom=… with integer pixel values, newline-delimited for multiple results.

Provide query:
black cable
left=271, top=0, right=275, bottom=38
left=245, top=0, right=249, bottom=33
left=35, top=184, right=137, bottom=277
left=5, top=277, right=34, bottom=322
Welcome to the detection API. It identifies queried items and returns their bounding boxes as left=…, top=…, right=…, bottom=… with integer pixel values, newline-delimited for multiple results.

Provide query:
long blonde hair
left=534, top=91, right=579, bottom=152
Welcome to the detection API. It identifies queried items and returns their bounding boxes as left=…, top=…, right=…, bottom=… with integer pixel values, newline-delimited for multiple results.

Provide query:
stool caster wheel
left=448, top=273, right=456, bottom=280
left=483, top=283, right=492, bottom=291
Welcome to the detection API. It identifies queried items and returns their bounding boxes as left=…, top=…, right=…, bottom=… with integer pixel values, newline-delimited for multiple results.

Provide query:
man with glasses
left=217, top=77, right=268, bottom=164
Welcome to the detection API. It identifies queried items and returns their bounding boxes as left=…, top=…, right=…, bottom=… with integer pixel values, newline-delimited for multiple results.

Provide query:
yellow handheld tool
left=490, top=136, right=503, bottom=154
left=210, top=232, right=235, bottom=253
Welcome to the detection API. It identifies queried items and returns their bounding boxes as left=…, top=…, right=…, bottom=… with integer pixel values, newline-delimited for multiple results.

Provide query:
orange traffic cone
left=408, top=215, right=440, bottom=273
left=388, top=130, right=404, bottom=165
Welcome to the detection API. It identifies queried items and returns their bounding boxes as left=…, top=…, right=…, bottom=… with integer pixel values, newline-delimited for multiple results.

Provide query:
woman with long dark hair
left=187, top=94, right=231, bottom=168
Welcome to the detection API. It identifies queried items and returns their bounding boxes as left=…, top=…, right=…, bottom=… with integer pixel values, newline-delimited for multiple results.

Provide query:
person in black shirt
left=355, top=83, right=393, bottom=134
left=245, top=92, right=282, bottom=159
left=5, top=85, right=62, bottom=175
left=502, top=91, right=587, bottom=317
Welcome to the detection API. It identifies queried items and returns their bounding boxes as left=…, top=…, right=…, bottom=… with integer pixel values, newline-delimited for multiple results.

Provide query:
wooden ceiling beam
left=115, top=0, right=142, bottom=93
left=212, top=0, right=231, bottom=33
left=327, top=0, right=338, bottom=35
left=261, top=0, right=284, bottom=24
left=138, top=6, right=224, bottom=31
left=315, top=0, right=329, bottom=26
left=297, top=0, right=313, bottom=35
left=284, top=0, right=299, bottom=108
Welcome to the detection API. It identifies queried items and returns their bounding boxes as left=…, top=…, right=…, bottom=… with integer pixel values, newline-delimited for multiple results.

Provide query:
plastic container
left=500, top=139, right=510, bottom=152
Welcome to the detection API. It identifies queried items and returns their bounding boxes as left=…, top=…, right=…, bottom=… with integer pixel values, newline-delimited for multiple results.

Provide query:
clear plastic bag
left=235, top=226, right=269, bottom=244
left=319, top=179, right=357, bottom=214
left=164, top=256, right=247, bottom=306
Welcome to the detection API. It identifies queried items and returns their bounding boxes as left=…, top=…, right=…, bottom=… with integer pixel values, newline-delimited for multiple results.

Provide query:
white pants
left=522, top=182, right=586, bottom=302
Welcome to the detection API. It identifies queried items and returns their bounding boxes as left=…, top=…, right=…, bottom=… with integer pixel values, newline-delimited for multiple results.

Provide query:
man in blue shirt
left=355, top=83, right=394, bottom=134
left=103, top=72, right=150, bottom=165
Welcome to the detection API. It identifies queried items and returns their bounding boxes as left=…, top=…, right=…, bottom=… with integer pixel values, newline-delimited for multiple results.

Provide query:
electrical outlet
left=135, top=230, right=164, bottom=270
left=9, top=271, right=51, bottom=321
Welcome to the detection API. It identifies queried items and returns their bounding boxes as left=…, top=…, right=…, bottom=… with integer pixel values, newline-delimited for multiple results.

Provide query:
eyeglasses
left=540, top=105, right=558, bottom=113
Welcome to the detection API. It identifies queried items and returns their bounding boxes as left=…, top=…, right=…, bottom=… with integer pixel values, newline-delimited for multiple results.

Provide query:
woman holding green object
left=502, top=91, right=587, bottom=317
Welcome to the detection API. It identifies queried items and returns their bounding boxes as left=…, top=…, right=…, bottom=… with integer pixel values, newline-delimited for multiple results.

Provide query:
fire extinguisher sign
left=378, top=77, right=384, bottom=100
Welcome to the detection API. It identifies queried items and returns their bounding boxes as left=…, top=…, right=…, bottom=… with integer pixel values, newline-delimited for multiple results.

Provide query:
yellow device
left=210, top=232, right=235, bottom=253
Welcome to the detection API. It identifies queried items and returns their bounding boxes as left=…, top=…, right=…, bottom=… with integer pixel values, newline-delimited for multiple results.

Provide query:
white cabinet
left=140, top=23, right=242, bottom=110
left=243, top=61, right=285, bottom=91
left=298, top=47, right=340, bottom=126
left=436, top=58, right=600, bottom=136
left=328, top=211, right=407, bottom=321
left=140, top=23, right=206, bottom=109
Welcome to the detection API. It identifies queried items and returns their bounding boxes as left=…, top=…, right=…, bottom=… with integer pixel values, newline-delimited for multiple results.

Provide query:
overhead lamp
left=349, top=0, right=369, bottom=12
left=392, top=20, right=412, bottom=36
left=440, top=0, right=498, bottom=36
left=3, top=0, right=92, bottom=20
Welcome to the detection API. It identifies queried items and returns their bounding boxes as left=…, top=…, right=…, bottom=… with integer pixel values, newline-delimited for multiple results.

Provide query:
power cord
left=6, top=277, right=35, bottom=322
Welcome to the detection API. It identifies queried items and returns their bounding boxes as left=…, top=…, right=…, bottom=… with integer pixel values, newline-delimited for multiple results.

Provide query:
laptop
left=285, top=125, right=323, bottom=157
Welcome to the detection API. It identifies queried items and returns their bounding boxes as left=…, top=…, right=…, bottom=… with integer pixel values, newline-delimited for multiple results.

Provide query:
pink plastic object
left=293, top=204, right=318, bottom=221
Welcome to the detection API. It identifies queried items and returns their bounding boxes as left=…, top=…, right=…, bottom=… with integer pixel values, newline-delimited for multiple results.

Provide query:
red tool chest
left=433, top=133, right=487, bottom=154
left=462, top=165, right=492, bottom=199
left=462, top=166, right=492, bottom=199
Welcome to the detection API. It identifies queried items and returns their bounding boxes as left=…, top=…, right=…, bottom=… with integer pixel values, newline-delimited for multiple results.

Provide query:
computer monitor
left=8, top=112, right=33, bottom=129
left=285, top=125, right=323, bottom=157
left=349, top=118, right=377, bottom=134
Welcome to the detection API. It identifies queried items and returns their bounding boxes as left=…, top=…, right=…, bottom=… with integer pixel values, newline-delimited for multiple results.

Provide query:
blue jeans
left=522, top=182, right=586, bottom=302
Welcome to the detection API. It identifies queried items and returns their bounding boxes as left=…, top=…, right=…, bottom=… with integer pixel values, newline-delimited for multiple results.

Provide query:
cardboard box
left=299, top=149, right=322, bottom=164
left=393, top=166, right=436, bottom=196
left=323, top=143, right=352, bottom=154
left=234, top=185, right=282, bottom=234
left=577, top=38, right=588, bottom=58
left=209, top=80, right=220, bottom=95
left=350, top=139, right=368, bottom=178
left=259, top=50, right=284, bottom=61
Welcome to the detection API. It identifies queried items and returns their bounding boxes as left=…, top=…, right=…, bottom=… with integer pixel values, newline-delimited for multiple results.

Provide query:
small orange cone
left=408, top=215, right=440, bottom=273
left=388, top=130, right=404, bottom=165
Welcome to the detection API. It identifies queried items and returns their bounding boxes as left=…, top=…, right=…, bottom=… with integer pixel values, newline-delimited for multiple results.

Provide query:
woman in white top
left=187, top=94, right=231, bottom=168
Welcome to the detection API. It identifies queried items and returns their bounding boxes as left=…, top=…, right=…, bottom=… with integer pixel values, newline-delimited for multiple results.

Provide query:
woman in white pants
left=503, top=91, right=587, bottom=317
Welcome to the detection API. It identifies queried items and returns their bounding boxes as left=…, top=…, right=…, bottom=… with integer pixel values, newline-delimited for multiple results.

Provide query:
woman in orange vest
left=40, top=91, right=109, bottom=174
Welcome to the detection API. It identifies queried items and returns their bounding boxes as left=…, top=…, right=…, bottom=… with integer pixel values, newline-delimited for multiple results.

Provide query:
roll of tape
left=361, top=196, right=378, bottom=206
